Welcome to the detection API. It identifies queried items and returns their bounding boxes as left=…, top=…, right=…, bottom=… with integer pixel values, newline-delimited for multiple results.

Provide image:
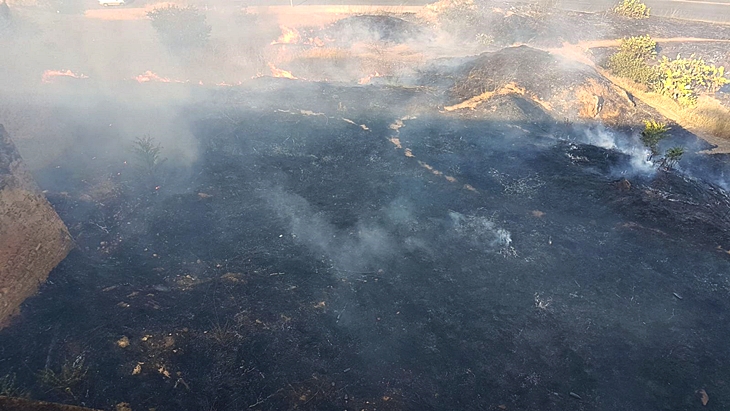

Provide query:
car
left=98, top=0, right=125, bottom=6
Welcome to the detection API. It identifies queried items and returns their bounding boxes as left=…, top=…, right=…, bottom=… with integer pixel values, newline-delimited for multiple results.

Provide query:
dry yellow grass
left=295, top=47, right=352, bottom=62
left=686, top=98, right=730, bottom=142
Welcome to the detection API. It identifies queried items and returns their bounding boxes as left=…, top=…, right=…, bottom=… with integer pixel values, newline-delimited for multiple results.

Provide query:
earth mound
left=446, top=45, right=650, bottom=125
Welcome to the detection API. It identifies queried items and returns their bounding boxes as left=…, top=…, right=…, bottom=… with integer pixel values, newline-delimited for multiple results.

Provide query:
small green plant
left=613, top=0, right=650, bottom=19
left=640, top=120, right=670, bottom=160
left=132, top=135, right=167, bottom=176
left=660, top=146, right=684, bottom=169
left=37, top=356, right=88, bottom=398
left=148, top=5, right=211, bottom=49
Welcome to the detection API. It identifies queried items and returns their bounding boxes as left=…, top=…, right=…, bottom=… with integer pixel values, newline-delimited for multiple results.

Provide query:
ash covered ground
left=1, top=2, right=730, bottom=411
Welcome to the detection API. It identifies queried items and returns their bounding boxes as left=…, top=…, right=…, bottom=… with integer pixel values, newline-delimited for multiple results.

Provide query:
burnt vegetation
left=1, top=1, right=730, bottom=411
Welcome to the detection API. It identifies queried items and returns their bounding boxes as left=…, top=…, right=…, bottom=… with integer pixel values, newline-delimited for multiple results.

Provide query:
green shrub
left=641, top=120, right=669, bottom=159
left=654, top=54, right=729, bottom=107
left=148, top=5, right=211, bottom=49
left=613, top=0, right=650, bottom=19
left=660, top=146, right=684, bottom=169
left=619, top=35, right=656, bottom=59
left=607, top=51, right=657, bottom=85
left=607, top=36, right=730, bottom=107
left=606, top=35, right=658, bottom=85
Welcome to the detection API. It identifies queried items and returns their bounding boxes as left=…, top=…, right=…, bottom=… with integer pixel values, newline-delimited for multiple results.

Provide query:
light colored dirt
left=0, top=125, right=74, bottom=328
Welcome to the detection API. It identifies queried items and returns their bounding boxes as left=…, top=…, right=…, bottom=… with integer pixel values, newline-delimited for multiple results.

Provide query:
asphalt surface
left=247, top=0, right=730, bottom=24
left=555, top=0, right=730, bottom=23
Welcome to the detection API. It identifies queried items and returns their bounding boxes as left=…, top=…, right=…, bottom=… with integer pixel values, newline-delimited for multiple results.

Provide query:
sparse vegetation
left=607, top=36, right=729, bottom=108
left=37, top=356, right=88, bottom=398
left=613, top=0, right=650, bottom=19
left=148, top=5, right=211, bottom=49
left=0, top=373, right=28, bottom=397
left=475, top=32, right=494, bottom=46
left=640, top=119, right=670, bottom=160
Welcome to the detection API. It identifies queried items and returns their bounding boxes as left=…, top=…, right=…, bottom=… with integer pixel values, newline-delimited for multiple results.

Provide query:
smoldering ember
left=1, top=0, right=730, bottom=410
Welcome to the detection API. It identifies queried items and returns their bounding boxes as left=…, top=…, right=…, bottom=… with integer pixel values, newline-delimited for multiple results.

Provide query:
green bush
left=654, top=54, right=729, bottom=107
left=613, top=0, right=650, bottom=19
left=607, top=51, right=657, bottom=85
left=640, top=120, right=669, bottom=159
left=148, top=5, right=211, bottom=49
left=606, top=35, right=658, bottom=85
left=607, top=36, right=730, bottom=107
left=619, top=35, right=656, bottom=59
left=660, top=146, right=684, bottom=169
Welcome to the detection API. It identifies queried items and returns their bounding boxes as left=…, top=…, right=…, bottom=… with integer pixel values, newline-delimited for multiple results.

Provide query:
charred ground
left=1, top=2, right=730, bottom=411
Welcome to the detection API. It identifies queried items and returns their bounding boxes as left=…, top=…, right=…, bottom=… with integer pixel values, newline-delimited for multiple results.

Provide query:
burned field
left=2, top=2, right=730, bottom=411
left=0, top=74, right=729, bottom=411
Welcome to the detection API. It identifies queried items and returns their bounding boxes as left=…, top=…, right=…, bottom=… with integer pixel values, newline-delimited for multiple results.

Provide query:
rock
left=0, top=125, right=73, bottom=328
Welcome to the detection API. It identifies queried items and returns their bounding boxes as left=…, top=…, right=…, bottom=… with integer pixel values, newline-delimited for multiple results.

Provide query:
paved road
left=244, top=0, right=730, bottom=24
left=554, top=0, right=730, bottom=23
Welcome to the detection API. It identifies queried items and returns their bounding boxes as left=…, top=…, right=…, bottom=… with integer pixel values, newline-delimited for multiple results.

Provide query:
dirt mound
left=321, top=15, right=423, bottom=45
left=448, top=45, right=649, bottom=125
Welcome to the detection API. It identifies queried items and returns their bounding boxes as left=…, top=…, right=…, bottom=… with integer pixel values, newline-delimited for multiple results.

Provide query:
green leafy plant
left=132, top=135, right=167, bottom=176
left=613, top=0, right=650, bottom=19
left=640, top=119, right=670, bottom=160
left=660, top=146, right=684, bottom=169
left=607, top=36, right=729, bottom=107
left=654, top=54, right=729, bottom=107
left=148, top=5, right=211, bottom=49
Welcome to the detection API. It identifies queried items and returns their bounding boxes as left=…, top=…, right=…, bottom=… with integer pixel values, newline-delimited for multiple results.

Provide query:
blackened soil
left=1, top=82, right=730, bottom=411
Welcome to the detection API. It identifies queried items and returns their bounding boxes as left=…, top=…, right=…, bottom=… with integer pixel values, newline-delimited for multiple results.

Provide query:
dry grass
left=687, top=98, right=730, bottom=141
left=295, top=47, right=352, bottom=62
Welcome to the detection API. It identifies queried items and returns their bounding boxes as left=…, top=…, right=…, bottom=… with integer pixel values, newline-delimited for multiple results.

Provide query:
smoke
left=448, top=210, right=512, bottom=250
left=264, top=187, right=514, bottom=277
left=264, top=187, right=396, bottom=275
left=576, top=125, right=655, bottom=175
